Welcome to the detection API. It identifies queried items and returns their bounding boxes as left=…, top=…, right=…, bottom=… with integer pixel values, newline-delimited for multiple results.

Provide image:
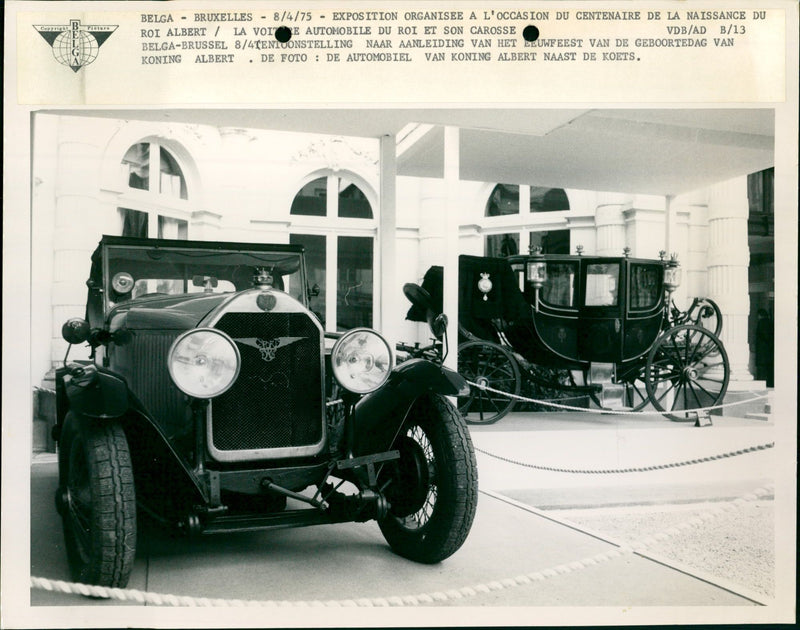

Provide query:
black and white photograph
left=3, top=2, right=797, bottom=629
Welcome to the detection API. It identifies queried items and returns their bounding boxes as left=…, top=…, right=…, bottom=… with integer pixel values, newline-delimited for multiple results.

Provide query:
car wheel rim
left=388, top=425, right=437, bottom=531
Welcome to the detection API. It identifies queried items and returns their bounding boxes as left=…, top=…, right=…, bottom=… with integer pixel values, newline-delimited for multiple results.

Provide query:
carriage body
left=404, top=252, right=728, bottom=424
left=504, top=254, right=668, bottom=370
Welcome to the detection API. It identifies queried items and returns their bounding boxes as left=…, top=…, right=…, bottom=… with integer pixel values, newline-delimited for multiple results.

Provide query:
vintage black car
left=54, top=235, right=478, bottom=588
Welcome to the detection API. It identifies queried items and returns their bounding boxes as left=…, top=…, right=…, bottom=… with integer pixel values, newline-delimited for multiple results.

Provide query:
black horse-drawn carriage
left=402, top=249, right=729, bottom=424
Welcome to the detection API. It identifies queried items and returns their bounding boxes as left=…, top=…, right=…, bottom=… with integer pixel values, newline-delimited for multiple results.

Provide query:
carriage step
left=599, top=383, right=626, bottom=409
left=588, top=362, right=615, bottom=385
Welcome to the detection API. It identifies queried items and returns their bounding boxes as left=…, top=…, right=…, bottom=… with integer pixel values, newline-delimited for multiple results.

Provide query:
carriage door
left=577, top=260, right=624, bottom=363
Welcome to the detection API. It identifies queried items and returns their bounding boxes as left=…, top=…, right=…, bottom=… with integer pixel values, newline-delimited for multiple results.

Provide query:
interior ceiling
left=48, top=108, right=774, bottom=196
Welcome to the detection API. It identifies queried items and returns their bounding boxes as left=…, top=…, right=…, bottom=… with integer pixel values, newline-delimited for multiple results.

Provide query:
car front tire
left=59, top=412, right=137, bottom=587
left=378, top=394, right=478, bottom=563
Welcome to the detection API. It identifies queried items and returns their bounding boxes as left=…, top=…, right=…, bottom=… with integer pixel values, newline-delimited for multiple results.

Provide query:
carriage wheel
left=687, top=298, right=723, bottom=336
left=457, top=341, right=521, bottom=425
left=644, top=324, right=730, bottom=422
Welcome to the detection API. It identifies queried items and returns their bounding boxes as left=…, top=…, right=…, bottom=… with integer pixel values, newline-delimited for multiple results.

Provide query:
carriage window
left=585, top=263, right=619, bottom=307
left=629, top=264, right=661, bottom=309
left=541, top=262, right=577, bottom=307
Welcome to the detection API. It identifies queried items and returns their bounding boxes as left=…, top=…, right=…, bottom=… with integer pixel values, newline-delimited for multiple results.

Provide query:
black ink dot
left=523, top=25, right=540, bottom=42
left=275, top=26, right=292, bottom=43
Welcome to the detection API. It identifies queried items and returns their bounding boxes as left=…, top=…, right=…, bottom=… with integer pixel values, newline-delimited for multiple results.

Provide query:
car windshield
left=104, top=244, right=305, bottom=309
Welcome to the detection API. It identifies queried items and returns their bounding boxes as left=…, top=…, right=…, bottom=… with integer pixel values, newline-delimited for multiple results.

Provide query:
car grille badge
left=234, top=337, right=305, bottom=362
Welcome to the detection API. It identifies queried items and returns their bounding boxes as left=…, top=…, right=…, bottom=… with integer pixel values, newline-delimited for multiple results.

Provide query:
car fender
left=350, top=358, right=468, bottom=456
left=61, top=363, right=129, bottom=419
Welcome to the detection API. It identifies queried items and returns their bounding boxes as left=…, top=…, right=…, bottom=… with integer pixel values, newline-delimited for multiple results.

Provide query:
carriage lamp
left=663, top=254, right=682, bottom=293
left=526, top=249, right=547, bottom=311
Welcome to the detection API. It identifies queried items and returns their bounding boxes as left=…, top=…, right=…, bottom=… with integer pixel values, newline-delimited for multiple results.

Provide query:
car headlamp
left=168, top=328, right=241, bottom=398
left=331, top=328, right=392, bottom=394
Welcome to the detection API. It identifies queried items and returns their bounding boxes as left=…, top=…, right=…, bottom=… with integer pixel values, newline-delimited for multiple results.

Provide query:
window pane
left=120, top=207, right=149, bottom=238
left=542, top=262, right=577, bottom=307
left=290, top=234, right=326, bottom=324
left=630, top=264, right=660, bottom=309
left=158, top=216, right=188, bottom=240
left=291, top=177, right=327, bottom=216
left=338, top=180, right=373, bottom=218
left=122, top=143, right=149, bottom=190
left=530, top=187, right=570, bottom=212
left=485, top=233, right=519, bottom=257
left=585, top=263, right=619, bottom=306
left=529, top=230, right=570, bottom=255
left=486, top=184, right=520, bottom=216
left=159, top=147, right=187, bottom=199
left=337, top=236, right=373, bottom=330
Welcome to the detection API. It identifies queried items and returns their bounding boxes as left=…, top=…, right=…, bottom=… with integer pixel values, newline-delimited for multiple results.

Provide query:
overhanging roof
left=44, top=108, right=774, bottom=196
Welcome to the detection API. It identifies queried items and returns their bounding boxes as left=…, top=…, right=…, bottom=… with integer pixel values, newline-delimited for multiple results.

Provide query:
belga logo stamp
left=34, top=19, right=117, bottom=72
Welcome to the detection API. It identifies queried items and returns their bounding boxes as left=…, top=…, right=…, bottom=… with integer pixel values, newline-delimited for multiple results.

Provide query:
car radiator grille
left=211, top=312, right=323, bottom=453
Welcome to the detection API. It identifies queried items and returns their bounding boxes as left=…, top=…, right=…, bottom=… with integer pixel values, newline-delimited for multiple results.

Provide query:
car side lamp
left=526, top=246, right=547, bottom=311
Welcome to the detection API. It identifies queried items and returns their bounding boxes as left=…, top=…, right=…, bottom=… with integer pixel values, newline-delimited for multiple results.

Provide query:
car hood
left=109, top=293, right=234, bottom=331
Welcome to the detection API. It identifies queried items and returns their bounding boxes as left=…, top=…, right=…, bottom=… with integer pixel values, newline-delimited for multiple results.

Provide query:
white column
left=50, top=120, right=108, bottom=367
left=378, top=134, right=398, bottom=347
left=594, top=193, right=628, bottom=256
left=442, top=126, right=460, bottom=372
left=673, top=190, right=710, bottom=303
left=707, top=176, right=753, bottom=382
left=417, top=179, right=446, bottom=274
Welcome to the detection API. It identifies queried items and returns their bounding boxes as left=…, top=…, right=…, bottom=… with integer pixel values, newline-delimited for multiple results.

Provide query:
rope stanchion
left=467, top=380, right=769, bottom=416
left=30, top=484, right=774, bottom=607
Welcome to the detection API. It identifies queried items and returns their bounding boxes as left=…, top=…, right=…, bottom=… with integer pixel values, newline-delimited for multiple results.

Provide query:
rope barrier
left=467, top=380, right=769, bottom=416
left=29, top=483, right=774, bottom=606
left=475, top=442, right=774, bottom=474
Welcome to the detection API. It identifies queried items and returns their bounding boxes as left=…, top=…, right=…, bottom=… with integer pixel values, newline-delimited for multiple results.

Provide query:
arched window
left=485, top=184, right=519, bottom=217
left=483, top=183, right=571, bottom=256
left=119, top=141, right=189, bottom=239
left=289, top=174, right=376, bottom=331
left=291, top=176, right=373, bottom=219
left=530, top=186, right=570, bottom=213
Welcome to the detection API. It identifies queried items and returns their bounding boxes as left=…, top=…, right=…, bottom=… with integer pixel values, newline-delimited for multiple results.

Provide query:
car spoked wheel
left=384, top=430, right=435, bottom=526
left=378, top=395, right=478, bottom=563
left=59, top=413, right=137, bottom=587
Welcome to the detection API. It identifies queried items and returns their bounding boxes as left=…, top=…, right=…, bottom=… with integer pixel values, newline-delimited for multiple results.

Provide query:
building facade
left=30, top=112, right=774, bottom=445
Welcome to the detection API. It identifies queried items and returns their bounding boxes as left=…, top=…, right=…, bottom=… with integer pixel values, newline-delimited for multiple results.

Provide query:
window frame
left=289, top=173, right=378, bottom=332
left=117, top=141, right=192, bottom=240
